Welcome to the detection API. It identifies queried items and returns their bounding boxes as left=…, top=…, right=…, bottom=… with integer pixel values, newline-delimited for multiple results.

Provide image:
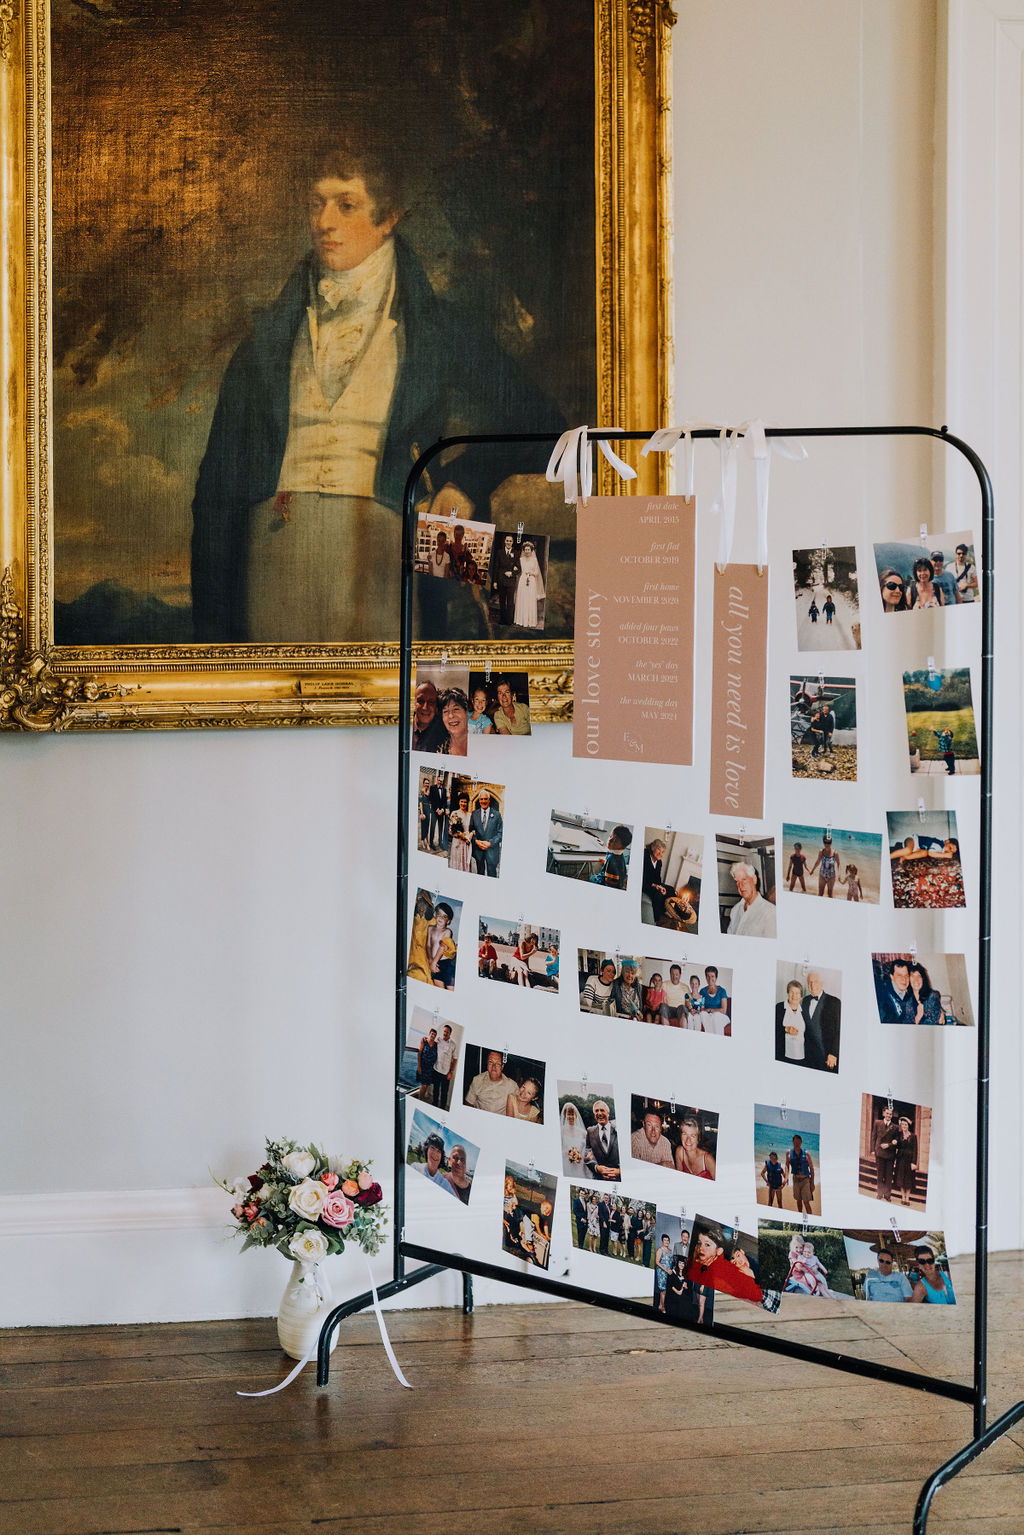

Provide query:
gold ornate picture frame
left=0, top=0, right=672, bottom=733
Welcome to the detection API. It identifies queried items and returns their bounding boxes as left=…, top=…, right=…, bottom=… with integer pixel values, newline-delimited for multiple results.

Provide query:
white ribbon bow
left=545, top=425, right=637, bottom=505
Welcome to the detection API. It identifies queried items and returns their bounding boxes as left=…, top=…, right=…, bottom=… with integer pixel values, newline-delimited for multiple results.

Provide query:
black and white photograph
left=502, top=1161, right=557, bottom=1269
left=547, top=810, right=634, bottom=888
left=478, top=916, right=560, bottom=990
left=640, top=828, right=703, bottom=930
left=629, top=1096, right=719, bottom=1180
left=716, top=833, right=777, bottom=938
left=406, top=1109, right=480, bottom=1206
left=871, top=951, right=974, bottom=1027
left=874, top=531, right=977, bottom=612
left=774, top=961, right=842, bottom=1073
left=399, top=1008, right=464, bottom=1110
left=793, top=544, right=861, bottom=651
left=462, top=1046, right=546, bottom=1124
left=558, top=1081, right=620, bottom=1182
left=790, top=675, right=857, bottom=781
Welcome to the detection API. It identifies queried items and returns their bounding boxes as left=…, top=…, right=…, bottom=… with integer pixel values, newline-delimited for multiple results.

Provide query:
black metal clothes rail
left=315, top=425, right=1022, bottom=1534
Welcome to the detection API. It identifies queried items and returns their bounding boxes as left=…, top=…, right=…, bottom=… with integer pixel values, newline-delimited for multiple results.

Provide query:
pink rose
left=232, top=1202, right=245, bottom=1219
left=320, top=1171, right=339, bottom=1191
left=243, top=1203, right=259, bottom=1222
left=357, top=1170, right=373, bottom=1190
left=320, top=1191, right=356, bottom=1229
left=355, top=1182, right=383, bottom=1207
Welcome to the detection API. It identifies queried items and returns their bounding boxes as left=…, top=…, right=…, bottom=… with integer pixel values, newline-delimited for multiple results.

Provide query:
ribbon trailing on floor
left=237, top=1253, right=413, bottom=1397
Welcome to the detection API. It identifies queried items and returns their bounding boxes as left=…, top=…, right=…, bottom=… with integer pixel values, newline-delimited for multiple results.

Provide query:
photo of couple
left=782, top=823, right=882, bottom=904
left=569, top=1185, right=657, bottom=1267
left=407, top=889, right=462, bottom=990
left=462, top=1046, right=546, bottom=1124
left=859, top=1095, right=932, bottom=1209
left=417, top=769, right=506, bottom=878
left=716, top=834, right=776, bottom=938
left=872, top=951, right=974, bottom=1027
left=577, top=952, right=732, bottom=1036
left=629, top=1096, right=719, bottom=1180
left=754, top=1103, right=822, bottom=1216
left=756, top=1221, right=855, bottom=1298
left=398, top=1009, right=463, bottom=1111
left=774, top=961, right=842, bottom=1073
left=887, top=810, right=966, bottom=910
left=557, top=1082, right=620, bottom=1181
left=844, top=1230, right=956, bottom=1304
left=478, top=916, right=560, bottom=990
left=789, top=676, right=857, bottom=781
left=488, top=530, right=550, bottom=632
left=405, top=1109, right=479, bottom=1206
left=640, top=829, right=703, bottom=929
left=648, top=1213, right=715, bottom=1326
left=413, top=665, right=532, bottom=753
left=547, top=810, right=633, bottom=888
left=502, top=1161, right=557, bottom=1269
left=874, top=532, right=977, bottom=611
left=904, top=667, right=978, bottom=776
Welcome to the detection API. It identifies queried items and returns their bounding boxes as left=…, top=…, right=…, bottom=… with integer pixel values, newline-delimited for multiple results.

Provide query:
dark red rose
left=355, top=1182, right=383, bottom=1206
left=247, top=1173, right=263, bottom=1189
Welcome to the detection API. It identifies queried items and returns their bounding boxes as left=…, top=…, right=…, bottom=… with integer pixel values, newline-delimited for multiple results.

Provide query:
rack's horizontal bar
left=316, top=1261, right=445, bottom=1386
left=914, top=1396, right=1024, bottom=1533
left=400, top=1242, right=976, bottom=1406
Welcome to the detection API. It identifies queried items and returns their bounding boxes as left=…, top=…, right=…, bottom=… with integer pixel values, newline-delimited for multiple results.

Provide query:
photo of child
left=790, top=676, right=857, bottom=780
left=782, top=822, right=882, bottom=904
left=754, top=1103, right=822, bottom=1216
left=467, top=670, right=533, bottom=736
left=478, top=915, right=560, bottom=991
left=547, top=810, right=634, bottom=888
left=903, top=667, right=979, bottom=775
left=407, top=889, right=463, bottom=990
left=793, top=545, right=860, bottom=651
left=756, top=1221, right=856, bottom=1297
left=887, top=810, right=966, bottom=909
left=502, top=1161, right=557, bottom=1268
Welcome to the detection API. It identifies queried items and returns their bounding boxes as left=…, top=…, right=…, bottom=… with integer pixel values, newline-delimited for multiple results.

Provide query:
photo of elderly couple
left=557, top=1082, right=620, bottom=1181
left=887, top=810, right=966, bottom=910
left=413, top=664, right=532, bottom=753
left=478, top=916, right=560, bottom=991
left=502, top=1161, right=557, bottom=1269
left=629, top=1096, right=719, bottom=1180
left=569, top=1185, right=657, bottom=1267
left=782, top=823, right=882, bottom=904
left=547, top=811, right=634, bottom=887
left=577, top=952, right=732, bottom=1036
left=640, top=829, right=703, bottom=930
left=756, top=1221, right=855, bottom=1297
left=416, top=768, right=505, bottom=877
left=774, top=961, right=842, bottom=1073
left=647, top=1213, right=715, bottom=1326
left=407, top=889, right=463, bottom=990
left=716, top=835, right=777, bottom=938
left=872, top=951, right=974, bottom=1027
left=859, top=1095, right=932, bottom=1209
left=462, top=1046, right=546, bottom=1125
left=405, top=1108, right=479, bottom=1206
left=844, top=1229, right=957, bottom=1304
left=874, top=531, right=977, bottom=612
left=754, top=1103, right=822, bottom=1216
left=398, top=1008, right=463, bottom=1111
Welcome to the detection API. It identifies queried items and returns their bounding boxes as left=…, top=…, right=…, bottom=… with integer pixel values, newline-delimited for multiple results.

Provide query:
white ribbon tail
left=710, top=428, right=739, bottom=569
left=545, top=425, right=635, bottom=505
left=748, top=419, right=770, bottom=573
left=364, top=1253, right=414, bottom=1389
left=236, top=1325, right=322, bottom=1398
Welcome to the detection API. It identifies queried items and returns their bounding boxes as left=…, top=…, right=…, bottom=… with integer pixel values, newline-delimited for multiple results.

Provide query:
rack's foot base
left=315, top=1263, right=445, bottom=1386
left=915, top=1398, right=1024, bottom=1533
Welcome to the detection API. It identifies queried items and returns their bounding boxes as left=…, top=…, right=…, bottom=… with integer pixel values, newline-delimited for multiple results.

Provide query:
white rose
left=288, top=1229, right=329, bottom=1264
left=230, top=1178, right=251, bottom=1202
left=281, top=1150, right=316, bottom=1180
left=288, top=1178, right=328, bottom=1220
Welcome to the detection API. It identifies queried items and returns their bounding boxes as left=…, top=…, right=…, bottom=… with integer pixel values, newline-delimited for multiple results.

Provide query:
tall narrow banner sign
left=573, top=497, right=695, bottom=765
left=709, top=565, right=770, bottom=819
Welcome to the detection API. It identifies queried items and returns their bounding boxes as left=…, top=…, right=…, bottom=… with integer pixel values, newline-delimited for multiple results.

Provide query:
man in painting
left=191, top=133, right=562, bottom=643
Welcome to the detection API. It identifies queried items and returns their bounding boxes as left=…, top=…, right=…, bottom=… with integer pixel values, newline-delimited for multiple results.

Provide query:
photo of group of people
left=406, top=1109, right=480, bottom=1206
left=904, top=667, right=978, bottom=775
left=569, top=1185, right=657, bottom=1267
left=859, top=1095, right=932, bottom=1209
left=577, top=952, right=732, bottom=1035
left=407, top=889, right=463, bottom=990
left=887, top=810, right=965, bottom=909
left=790, top=676, right=857, bottom=781
left=716, top=834, right=776, bottom=937
left=413, top=665, right=532, bottom=753
left=844, top=1229, right=956, bottom=1303
left=417, top=769, right=506, bottom=877
left=774, top=962, right=841, bottom=1072
left=640, top=829, right=703, bottom=929
left=502, top=1161, right=556, bottom=1268
left=782, top=823, right=882, bottom=904
left=462, top=1046, right=546, bottom=1124
left=874, top=532, right=977, bottom=612
left=478, top=916, right=560, bottom=990
left=793, top=545, right=861, bottom=651
left=399, top=1009, right=464, bottom=1111
left=872, top=951, right=974, bottom=1027
left=547, top=810, right=633, bottom=887
left=755, top=1104, right=822, bottom=1215
left=756, top=1221, right=854, bottom=1296
left=415, top=515, right=495, bottom=591
left=629, top=1096, right=719, bottom=1180
left=489, top=530, right=550, bottom=632
left=557, top=1082, right=621, bottom=1180
left=648, top=1214, right=715, bottom=1325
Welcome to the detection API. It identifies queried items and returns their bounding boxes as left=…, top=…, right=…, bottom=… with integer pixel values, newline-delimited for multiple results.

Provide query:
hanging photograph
left=629, top=1096, right=719, bottom=1180
left=407, top=889, right=463, bottom=990
left=415, top=515, right=495, bottom=591
left=399, top=1009, right=464, bottom=1111
left=557, top=1081, right=620, bottom=1182
left=844, top=1229, right=956, bottom=1304
left=488, top=530, right=550, bottom=632
left=793, top=545, right=861, bottom=651
left=903, top=668, right=979, bottom=776
left=859, top=1095, right=932, bottom=1209
left=413, top=664, right=470, bottom=754
left=754, top=1104, right=822, bottom=1216
left=685, top=1217, right=764, bottom=1305
left=756, top=1221, right=856, bottom=1298
left=469, top=670, right=533, bottom=736
left=789, top=676, right=857, bottom=781
left=569, top=1186, right=657, bottom=1268
left=874, top=531, right=977, bottom=612
left=774, top=961, right=842, bottom=1073
left=871, top=951, right=974, bottom=1027
left=625, top=956, right=733, bottom=1035
left=887, top=810, right=966, bottom=910
left=477, top=915, right=560, bottom=990
left=448, top=783, right=505, bottom=878
left=406, top=1108, right=480, bottom=1205
left=547, top=810, right=634, bottom=889
left=462, top=1046, right=546, bottom=1124
left=502, top=1161, right=557, bottom=1269
left=640, top=828, right=703, bottom=930
left=649, top=1213, right=715, bottom=1326
left=781, top=822, right=881, bottom=905
left=715, top=833, right=777, bottom=938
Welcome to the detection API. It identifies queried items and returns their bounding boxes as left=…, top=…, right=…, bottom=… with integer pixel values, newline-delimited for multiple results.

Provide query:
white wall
left=5, top=0, right=1013, bottom=1329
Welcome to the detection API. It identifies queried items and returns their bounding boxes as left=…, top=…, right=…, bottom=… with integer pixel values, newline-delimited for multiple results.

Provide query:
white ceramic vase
left=276, top=1261, right=338, bottom=1361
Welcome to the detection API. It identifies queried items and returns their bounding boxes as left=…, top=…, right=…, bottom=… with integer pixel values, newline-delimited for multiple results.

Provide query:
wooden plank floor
left=2, top=1252, right=1023, bottom=1534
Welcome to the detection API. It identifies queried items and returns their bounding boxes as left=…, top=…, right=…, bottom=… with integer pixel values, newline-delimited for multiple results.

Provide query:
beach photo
left=903, top=668, right=979, bottom=776
left=754, top=1103, right=822, bottom=1216
left=782, top=823, right=881, bottom=905
left=790, top=676, right=857, bottom=781
left=793, top=545, right=860, bottom=651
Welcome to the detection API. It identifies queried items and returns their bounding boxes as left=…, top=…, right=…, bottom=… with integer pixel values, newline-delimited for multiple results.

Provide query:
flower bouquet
left=216, top=1138, right=388, bottom=1359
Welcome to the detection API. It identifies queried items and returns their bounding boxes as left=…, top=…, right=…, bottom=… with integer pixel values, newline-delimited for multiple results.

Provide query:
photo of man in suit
left=469, top=789, right=503, bottom=877
left=584, top=1101, right=620, bottom=1182
left=802, top=970, right=841, bottom=1072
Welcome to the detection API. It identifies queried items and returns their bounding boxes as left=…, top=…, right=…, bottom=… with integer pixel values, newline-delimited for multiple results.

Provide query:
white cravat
left=309, top=239, right=396, bottom=407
